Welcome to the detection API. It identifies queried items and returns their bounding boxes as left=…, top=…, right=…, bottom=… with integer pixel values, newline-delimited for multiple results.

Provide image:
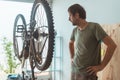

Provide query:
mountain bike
left=13, top=0, right=55, bottom=79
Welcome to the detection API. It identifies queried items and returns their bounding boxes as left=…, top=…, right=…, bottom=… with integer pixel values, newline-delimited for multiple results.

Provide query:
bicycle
left=13, top=0, right=55, bottom=79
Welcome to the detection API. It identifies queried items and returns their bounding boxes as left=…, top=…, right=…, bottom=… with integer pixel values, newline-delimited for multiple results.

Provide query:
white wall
left=52, top=0, right=120, bottom=80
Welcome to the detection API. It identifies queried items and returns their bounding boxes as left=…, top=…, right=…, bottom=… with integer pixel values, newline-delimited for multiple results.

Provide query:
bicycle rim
left=13, top=14, right=27, bottom=61
left=30, top=0, right=55, bottom=71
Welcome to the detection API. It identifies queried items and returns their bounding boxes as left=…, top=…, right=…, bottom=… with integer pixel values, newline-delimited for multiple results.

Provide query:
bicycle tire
left=13, top=14, right=27, bottom=61
left=30, top=0, right=55, bottom=71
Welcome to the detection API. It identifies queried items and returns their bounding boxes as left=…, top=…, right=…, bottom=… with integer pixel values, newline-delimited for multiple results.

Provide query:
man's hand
left=86, top=65, right=104, bottom=75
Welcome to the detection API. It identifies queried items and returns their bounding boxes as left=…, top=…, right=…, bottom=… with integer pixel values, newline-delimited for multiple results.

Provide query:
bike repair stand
left=31, top=61, right=36, bottom=80
left=22, top=62, right=36, bottom=80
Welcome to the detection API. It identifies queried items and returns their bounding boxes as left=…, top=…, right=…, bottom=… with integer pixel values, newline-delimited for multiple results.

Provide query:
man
left=68, top=4, right=117, bottom=80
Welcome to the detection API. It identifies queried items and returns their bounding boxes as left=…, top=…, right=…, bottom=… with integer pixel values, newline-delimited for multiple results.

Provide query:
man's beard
left=72, top=20, right=77, bottom=26
left=72, top=23, right=77, bottom=26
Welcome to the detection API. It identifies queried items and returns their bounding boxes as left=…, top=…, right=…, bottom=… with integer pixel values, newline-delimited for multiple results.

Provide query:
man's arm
left=87, top=36, right=117, bottom=75
left=99, top=36, right=117, bottom=69
left=69, top=40, right=74, bottom=61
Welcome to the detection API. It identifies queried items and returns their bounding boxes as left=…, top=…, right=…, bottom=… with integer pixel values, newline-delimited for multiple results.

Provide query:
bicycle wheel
left=13, top=14, right=27, bottom=61
left=30, top=0, right=55, bottom=71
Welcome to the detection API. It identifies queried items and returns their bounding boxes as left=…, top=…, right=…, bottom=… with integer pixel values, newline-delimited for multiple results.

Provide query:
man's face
left=68, top=12, right=78, bottom=26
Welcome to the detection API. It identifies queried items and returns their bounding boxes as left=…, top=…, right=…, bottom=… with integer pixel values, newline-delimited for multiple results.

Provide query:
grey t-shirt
left=70, top=22, right=108, bottom=70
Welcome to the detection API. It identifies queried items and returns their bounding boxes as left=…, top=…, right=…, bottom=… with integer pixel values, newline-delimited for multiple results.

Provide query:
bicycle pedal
left=17, top=25, right=25, bottom=33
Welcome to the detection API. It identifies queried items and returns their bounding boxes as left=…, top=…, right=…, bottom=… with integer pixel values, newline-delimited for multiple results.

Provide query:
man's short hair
left=68, top=4, right=86, bottom=19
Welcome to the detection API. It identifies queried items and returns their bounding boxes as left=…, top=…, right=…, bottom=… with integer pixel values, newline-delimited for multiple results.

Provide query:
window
left=33, top=36, right=63, bottom=80
left=50, top=36, right=63, bottom=80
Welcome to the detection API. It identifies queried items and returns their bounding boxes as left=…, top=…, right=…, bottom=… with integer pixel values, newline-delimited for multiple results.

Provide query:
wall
left=98, top=24, right=120, bottom=80
left=52, top=0, right=120, bottom=80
